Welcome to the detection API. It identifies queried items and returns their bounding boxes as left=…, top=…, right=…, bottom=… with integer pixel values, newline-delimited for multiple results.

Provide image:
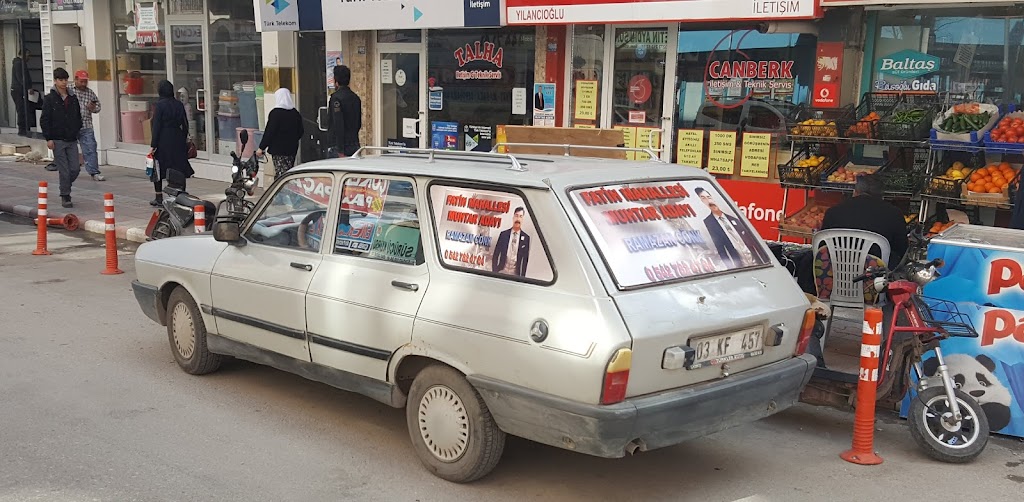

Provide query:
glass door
left=377, top=46, right=425, bottom=149
left=297, top=31, right=328, bottom=162
left=609, top=26, right=677, bottom=160
left=167, top=22, right=208, bottom=154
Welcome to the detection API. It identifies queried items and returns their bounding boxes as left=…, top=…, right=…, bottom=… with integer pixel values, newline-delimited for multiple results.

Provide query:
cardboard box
left=142, top=118, right=152, bottom=146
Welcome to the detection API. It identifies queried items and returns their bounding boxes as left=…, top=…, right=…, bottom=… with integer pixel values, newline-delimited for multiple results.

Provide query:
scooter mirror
left=239, top=130, right=249, bottom=148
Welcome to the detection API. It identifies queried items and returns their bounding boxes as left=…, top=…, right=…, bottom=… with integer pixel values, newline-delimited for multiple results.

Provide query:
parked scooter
left=800, top=227, right=990, bottom=463
left=145, top=130, right=262, bottom=240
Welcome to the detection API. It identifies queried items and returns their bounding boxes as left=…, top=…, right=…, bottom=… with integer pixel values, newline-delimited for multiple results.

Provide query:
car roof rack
left=489, top=142, right=666, bottom=163
left=353, top=146, right=526, bottom=172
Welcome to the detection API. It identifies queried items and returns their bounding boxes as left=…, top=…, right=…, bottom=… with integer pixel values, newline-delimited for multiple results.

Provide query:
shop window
left=335, top=178, right=424, bottom=266
left=429, top=184, right=555, bottom=284
left=208, top=0, right=263, bottom=156
left=612, top=27, right=667, bottom=129
left=569, top=25, right=605, bottom=128
left=871, top=9, right=1024, bottom=103
left=426, top=28, right=535, bottom=151
left=112, top=1, right=168, bottom=145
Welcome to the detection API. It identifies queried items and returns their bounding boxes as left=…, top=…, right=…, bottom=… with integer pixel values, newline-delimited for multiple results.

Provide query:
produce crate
left=925, top=153, right=984, bottom=199
left=878, top=149, right=925, bottom=194
left=819, top=161, right=884, bottom=190
left=787, top=105, right=853, bottom=138
left=779, top=199, right=831, bottom=236
left=982, top=110, right=1024, bottom=154
left=839, top=93, right=905, bottom=139
left=878, top=105, right=934, bottom=141
left=931, top=103, right=999, bottom=145
left=962, top=183, right=1011, bottom=208
left=777, top=143, right=845, bottom=185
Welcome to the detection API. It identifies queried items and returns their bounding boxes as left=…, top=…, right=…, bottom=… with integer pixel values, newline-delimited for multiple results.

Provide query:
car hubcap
left=417, top=385, right=470, bottom=462
left=921, top=394, right=979, bottom=449
left=171, top=303, right=196, bottom=359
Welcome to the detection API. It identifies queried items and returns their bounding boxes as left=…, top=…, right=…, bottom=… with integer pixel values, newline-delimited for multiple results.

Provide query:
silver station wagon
left=132, top=146, right=818, bottom=483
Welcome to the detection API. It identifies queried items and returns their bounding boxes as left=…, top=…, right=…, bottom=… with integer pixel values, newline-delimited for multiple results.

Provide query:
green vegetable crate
left=931, top=103, right=999, bottom=144
left=878, top=105, right=934, bottom=141
left=879, top=148, right=928, bottom=194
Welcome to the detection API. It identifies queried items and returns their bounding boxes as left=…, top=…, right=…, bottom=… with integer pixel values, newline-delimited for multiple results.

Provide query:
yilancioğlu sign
left=505, top=0, right=821, bottom=25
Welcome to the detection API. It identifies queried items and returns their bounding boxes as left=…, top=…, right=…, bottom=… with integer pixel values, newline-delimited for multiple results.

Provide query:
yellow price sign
left=707, top=131, right=737, bottom=174
left=740, top=133, right=772, bottom=178
left=676, top=129, right=704, bottom=167
left=574, top=80, right=599, bottom=120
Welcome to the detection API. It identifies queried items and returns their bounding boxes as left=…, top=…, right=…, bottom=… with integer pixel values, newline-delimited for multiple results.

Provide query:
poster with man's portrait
left=431, top=185, right=553, bottom=283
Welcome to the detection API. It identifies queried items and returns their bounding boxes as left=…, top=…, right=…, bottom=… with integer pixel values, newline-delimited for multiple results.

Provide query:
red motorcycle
left=801, top=255, right=990, bottom=463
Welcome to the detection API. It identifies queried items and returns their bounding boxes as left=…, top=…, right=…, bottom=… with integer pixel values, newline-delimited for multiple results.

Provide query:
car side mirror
left=213, top=220, right=245, bottom=246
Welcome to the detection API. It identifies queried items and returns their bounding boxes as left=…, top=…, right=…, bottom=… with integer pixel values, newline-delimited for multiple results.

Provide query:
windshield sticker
left=431, top=186, right=554, bottom=282
left=571, top=180, right=770, bottom=288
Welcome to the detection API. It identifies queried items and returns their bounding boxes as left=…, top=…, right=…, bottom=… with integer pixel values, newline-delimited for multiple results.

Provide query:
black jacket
left=151, top=96, right=194, bottom=178
left=259, top=108, right=304, bottom=157
left=821, top=195, right=909, bottom=265
left=327, top=86, right=362, bottom=156
left=40, top=88, right=82, bottom=142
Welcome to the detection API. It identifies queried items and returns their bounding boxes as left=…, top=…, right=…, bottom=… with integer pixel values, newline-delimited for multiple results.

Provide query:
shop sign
left=454, top=40, right=504, bottom=81
left=52, top=0, right=84, bottom=11
left=506, top=0, right=820, bottom=25
left=874, top=49, right=940, bottom=92
left=431, top=121, right=460, bottom=150
left=315, top=0, right=500, bottom=31
left=705, top=59, right=797, bottom=106
left=812, top=42, right=844, bottom=108
left=716, top=178, right=804, bottom=241
left=129, top=2, right=164, bottom=48
left=254, top=0, right=299, bottom=31
left=0, top=0, right=31, bottom=16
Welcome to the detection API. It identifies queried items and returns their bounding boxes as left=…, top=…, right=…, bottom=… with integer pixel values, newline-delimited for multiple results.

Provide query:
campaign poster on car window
left=569, top=179, right=771, bottom=288
left=430, top=186, right=553, bottom=282
left=285, top=176, right=333, bottom=207
left=336, top=177, right=389, bottom=252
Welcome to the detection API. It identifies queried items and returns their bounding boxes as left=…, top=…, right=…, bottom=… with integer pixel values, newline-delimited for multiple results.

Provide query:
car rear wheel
left=405, top=365, right=505, bottom=483
left=166, top=286, right=222, bottom=375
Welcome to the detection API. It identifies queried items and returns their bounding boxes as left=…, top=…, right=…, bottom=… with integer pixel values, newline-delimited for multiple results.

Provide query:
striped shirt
left=72, top=86, right=101, bottom=129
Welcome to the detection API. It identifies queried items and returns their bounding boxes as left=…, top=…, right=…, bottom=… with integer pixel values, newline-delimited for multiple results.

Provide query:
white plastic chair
left=812, top=229, right=891, bottom=348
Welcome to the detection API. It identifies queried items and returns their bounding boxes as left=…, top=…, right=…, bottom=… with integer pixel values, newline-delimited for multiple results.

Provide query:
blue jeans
left=79, top=127, right=99, bottom=176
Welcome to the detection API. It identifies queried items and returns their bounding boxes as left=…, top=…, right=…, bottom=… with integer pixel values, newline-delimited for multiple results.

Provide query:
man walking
left=327, top=65, right=362, bottom=157
left=10, top=48, right=34, bottom=136
left=72, top=70, right=104, bottom=181
left=40, top=68, right=83, bottom=208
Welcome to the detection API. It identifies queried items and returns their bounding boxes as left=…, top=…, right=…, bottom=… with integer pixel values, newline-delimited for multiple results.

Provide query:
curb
left=0, top=200, right=149, bottom=244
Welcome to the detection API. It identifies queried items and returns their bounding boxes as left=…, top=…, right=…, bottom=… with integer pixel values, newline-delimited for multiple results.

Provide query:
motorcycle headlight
left=232, top=165, right=239, bottom=174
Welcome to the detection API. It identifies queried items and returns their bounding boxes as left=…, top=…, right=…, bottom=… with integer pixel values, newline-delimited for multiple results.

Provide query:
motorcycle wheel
left=151, top=213, right=175, bottom=240
left=908, top=386, right=989, bottom=463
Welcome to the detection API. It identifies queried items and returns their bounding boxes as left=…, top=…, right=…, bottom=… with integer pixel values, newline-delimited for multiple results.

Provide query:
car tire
left=405, top=365, right=505, bottom=483
left=166, top=286, right=222, bottom=375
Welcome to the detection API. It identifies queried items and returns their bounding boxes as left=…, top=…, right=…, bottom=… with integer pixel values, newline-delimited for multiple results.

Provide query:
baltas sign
left=876, top=49, right=939, bottom=80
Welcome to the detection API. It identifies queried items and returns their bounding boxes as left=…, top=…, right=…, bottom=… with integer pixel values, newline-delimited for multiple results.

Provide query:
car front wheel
left=405, top=365, right=505, bottom=483
left=166, top=286, right=222, bottom=375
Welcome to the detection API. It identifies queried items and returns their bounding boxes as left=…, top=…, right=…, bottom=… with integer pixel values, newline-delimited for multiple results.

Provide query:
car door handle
left=391, top=280, right=419, bottom=292
left=290, top=262, right=313, bottom=272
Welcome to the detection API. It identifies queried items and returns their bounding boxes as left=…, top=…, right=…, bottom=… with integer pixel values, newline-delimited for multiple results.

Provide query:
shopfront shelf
left=777, top=143, right=846, bottom=186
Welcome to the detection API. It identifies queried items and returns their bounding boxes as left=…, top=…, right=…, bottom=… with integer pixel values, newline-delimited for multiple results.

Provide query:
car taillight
left=794, top=309, right=817, bottom=356
left=601, top=348, right=632, bottom=405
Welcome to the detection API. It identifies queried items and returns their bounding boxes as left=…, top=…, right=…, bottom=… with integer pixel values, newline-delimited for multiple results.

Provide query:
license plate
left=688, top=326, right=765, bottom=369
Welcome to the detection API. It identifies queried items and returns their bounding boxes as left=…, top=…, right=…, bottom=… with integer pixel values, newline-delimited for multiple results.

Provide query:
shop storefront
left=1, top=1, right=42, bottom=134
left=110, top=0, right=263, bottom=178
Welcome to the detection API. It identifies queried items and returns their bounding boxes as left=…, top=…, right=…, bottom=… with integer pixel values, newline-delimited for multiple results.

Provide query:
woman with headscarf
left=257, top=88, right=304, bottom=179
left=149, top=80, right=193, bottom=206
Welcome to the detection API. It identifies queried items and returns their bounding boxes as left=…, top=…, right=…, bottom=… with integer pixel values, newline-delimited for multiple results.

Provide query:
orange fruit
left=989, top=187, right=1002, bottom=194
left=1000, top=162, right=1012, bottom=170
left=967, top=182, right=978, bottom=192
left=971, top=172, right=984, bottom=182
left=993, top=175, right=1006, bottom=185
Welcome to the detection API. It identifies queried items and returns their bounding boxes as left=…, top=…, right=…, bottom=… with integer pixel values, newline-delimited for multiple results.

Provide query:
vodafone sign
left=506, top=0, right=821, bottom=25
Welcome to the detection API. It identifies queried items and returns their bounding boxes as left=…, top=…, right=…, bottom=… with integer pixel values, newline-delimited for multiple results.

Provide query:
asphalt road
left=1, top=216, right=1022, bottom=502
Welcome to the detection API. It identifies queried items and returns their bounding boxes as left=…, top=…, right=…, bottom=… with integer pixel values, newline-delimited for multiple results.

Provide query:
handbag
left=186, top=138, right=198, bottom=159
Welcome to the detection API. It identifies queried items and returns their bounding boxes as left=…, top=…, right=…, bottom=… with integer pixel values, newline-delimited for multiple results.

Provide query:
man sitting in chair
left=821, top=173, right=909, bottom=266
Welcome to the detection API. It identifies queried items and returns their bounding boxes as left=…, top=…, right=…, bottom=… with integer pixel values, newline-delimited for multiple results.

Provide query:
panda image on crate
left=923, top=353, right=1013, bottom=432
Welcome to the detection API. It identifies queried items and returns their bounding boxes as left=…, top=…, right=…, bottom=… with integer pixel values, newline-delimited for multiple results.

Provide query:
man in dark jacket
left=10, top=49, right=35, bottom=136
left=40, top=68, right=83, bottom=208
left=327, top=65, right=362, bottom=157
left=821, top=173, right=909, bottom=266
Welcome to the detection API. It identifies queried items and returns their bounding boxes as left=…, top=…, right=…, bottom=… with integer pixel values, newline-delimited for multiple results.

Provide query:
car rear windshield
left=569, top=179, right=770, bottom=289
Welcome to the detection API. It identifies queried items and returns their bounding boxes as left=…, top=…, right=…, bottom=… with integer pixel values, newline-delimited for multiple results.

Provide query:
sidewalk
left=0, top=159, right=263, bottom=243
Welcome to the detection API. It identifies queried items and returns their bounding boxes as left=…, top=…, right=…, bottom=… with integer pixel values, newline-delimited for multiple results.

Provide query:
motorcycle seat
left=175, top=192, right=204, bottom=208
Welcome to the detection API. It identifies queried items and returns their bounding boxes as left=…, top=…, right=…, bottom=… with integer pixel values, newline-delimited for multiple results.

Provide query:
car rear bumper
left=468, top=353, right=816, bottom=458
left=132, top=280, right=162, bottom=325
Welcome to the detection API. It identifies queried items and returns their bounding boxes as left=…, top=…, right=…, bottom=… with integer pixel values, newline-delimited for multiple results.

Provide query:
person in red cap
left=72, top=69, right=104, bottom=181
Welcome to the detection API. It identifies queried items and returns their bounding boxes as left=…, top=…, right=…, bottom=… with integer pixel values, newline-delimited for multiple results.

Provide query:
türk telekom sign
left=506, top=0, right=821, bottom=25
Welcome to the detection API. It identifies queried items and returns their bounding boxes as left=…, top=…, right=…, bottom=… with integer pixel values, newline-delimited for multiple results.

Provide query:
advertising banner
left=812, top=42, right=844, bottom=108
left=52, top=0, right=85, bottom=11
left=874, top=49, right=940, bottom=93
left=896, top=235, right=1024, bottom=438
left=507, top=0, right=820, bottom=25
left=318, top=0, right=500, bottom=31
left=431, top=186, right=554, bottom=282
